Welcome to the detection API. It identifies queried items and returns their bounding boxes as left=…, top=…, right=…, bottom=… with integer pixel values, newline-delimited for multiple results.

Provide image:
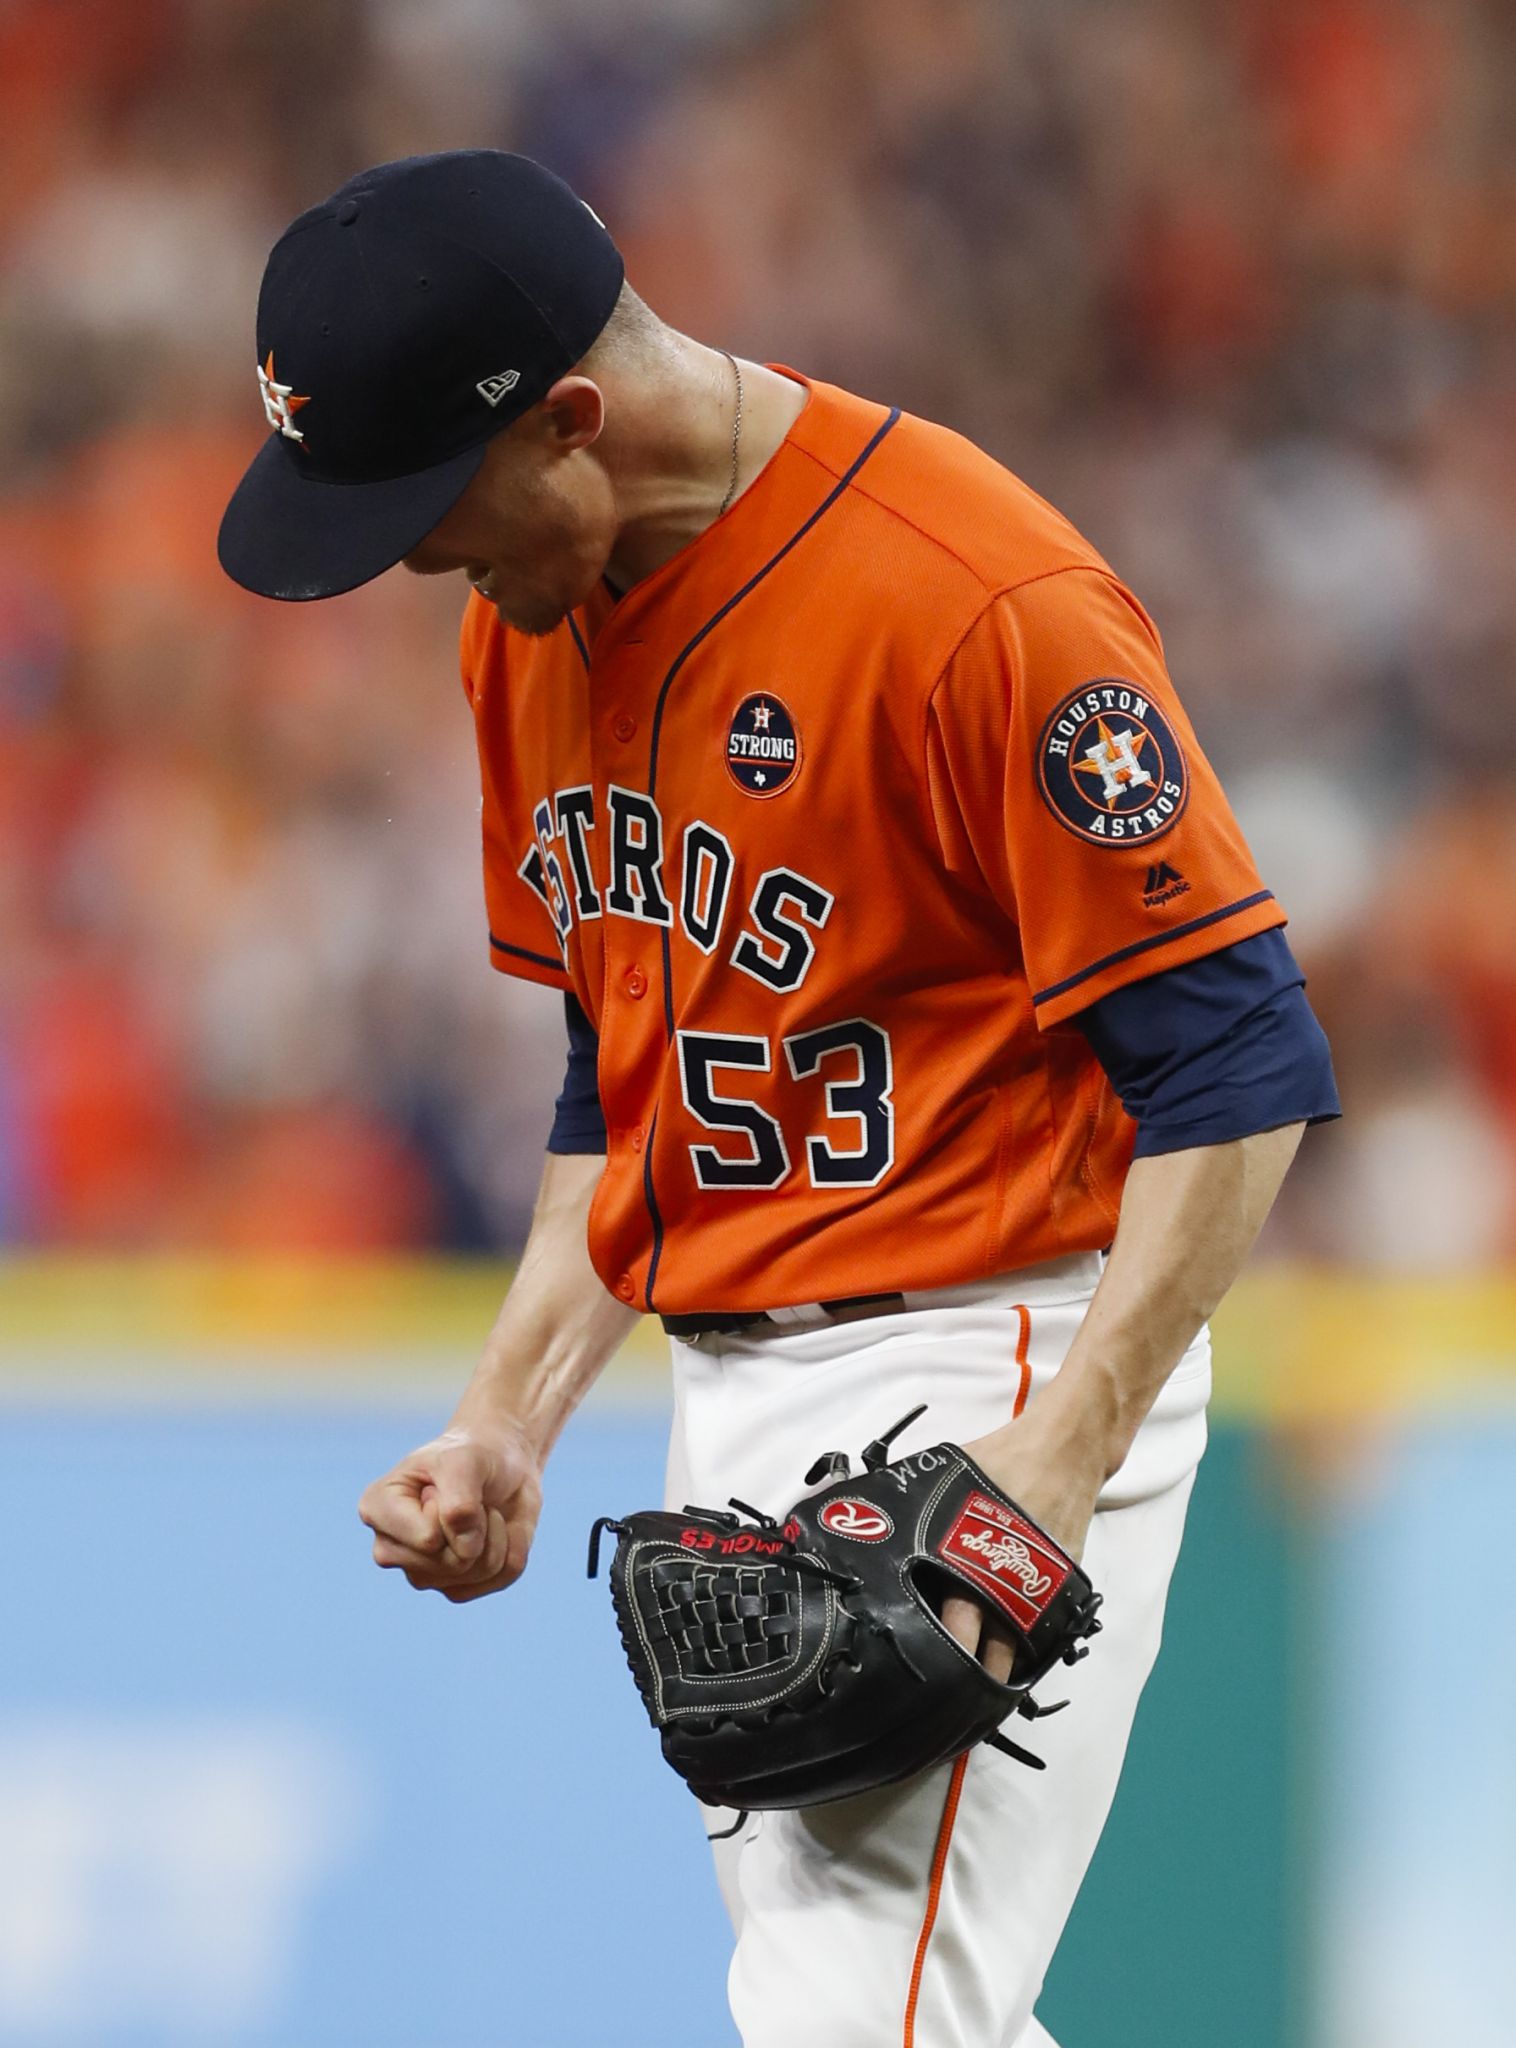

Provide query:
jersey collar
left=578, top=369, right=889, bottom=652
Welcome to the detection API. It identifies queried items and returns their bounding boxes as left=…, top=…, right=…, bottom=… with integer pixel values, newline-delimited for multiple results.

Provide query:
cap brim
left=217, top=433, right=488, bottom=601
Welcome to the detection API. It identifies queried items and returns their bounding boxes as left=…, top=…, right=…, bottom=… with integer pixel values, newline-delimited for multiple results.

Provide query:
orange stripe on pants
left=1012, top=1300, right=1033, bottom=1418
left=902, top=1750, right=969, bottom=2047
left=903, top=1301, right=1032, bottom=2043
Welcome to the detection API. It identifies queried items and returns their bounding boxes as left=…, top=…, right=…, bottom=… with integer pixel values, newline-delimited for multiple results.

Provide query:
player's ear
left=534, top=374, right=605, bottom=455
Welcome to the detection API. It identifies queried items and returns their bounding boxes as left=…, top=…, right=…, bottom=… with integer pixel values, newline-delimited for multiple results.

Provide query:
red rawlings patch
left=938, top=1493, right=1069, bottom=1631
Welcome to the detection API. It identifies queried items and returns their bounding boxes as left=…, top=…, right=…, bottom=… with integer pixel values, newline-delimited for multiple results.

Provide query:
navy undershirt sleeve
left=1073, top=927, right=1340, bottom=1158
left=547, top=992, right=609, bottom=1154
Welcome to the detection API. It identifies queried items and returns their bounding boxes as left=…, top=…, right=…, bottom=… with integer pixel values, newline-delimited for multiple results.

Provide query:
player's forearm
left=450, top=1150, right=639, bottom=1459
left=1029, top=1124, right=1304, bottom=1478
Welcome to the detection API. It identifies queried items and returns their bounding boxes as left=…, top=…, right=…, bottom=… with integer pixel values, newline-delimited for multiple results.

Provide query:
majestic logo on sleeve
left=726, top=694, right=801, bottom=796
left=1142, top=860, right=1190, bottom=908
left=1037, top=680, right=1188, bottom=844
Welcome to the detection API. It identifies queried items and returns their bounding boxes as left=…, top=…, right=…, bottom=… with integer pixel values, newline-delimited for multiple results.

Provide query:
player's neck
left=602, top=345, right=806, bottom=592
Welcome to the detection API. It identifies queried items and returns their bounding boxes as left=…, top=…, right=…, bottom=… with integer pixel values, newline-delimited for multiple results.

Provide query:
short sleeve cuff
left=489, top=931, right=572, bottom=992
left=1031, top=891, right=1285, bottom=1027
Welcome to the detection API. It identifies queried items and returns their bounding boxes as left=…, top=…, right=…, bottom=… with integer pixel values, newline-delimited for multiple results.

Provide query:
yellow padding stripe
left=1, top=1258, right=1513, bottom=1417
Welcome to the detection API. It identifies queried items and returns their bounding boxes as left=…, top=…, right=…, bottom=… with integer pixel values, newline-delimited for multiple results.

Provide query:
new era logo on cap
left=476, top=368, right=521, bottom=407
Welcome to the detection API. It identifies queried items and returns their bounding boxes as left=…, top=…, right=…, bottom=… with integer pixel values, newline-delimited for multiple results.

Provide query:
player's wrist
left=453, top=1321, right=592, bottom=1459
left=956, top=1413, right=1104, bottom=1562
left=1030, top=1326, right=1176, bottom=1479
left=446, top=1389, right=552, bottom=1468
left=988, top=1379, right=1123, bottom=1491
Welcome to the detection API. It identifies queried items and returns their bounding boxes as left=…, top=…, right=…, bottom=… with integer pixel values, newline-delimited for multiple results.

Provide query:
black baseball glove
left=588, top=1407, right=1102, bottom=1814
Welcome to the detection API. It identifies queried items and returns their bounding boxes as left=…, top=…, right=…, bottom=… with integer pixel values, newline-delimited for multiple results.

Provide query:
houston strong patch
left=726, top=693, right=800, bottom=796
left=1037, top=678, right=1188, bottom=844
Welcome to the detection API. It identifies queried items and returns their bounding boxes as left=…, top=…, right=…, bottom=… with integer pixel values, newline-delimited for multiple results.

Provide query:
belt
left=661, top=1291, right=907, bottom=1340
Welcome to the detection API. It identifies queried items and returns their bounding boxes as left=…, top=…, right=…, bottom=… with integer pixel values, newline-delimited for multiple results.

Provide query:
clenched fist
left=358, top=1421, right=544, bottom=1602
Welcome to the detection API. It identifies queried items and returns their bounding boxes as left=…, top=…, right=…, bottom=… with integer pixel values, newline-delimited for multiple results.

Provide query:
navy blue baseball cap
left=218, top=151, right=625, bottom=601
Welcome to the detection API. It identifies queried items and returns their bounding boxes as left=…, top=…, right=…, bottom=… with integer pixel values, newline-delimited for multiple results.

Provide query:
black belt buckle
left=818, top=1291, right=905, bottom=1317
left=660, top=1307, right=770, bottom=1339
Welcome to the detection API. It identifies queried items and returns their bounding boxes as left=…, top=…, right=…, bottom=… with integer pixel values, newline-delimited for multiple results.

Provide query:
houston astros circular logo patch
left=1037, top=679, right=1188, bottom=845
left=726, top=693, right=801, bottom=797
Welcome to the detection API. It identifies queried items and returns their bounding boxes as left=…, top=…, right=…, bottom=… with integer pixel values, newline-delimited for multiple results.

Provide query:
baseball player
left=219, top=152, right=1338, bottom=2046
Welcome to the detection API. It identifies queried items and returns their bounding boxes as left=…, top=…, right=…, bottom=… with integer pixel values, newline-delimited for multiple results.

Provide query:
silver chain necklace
left=718, top=350, right=744, bottom=518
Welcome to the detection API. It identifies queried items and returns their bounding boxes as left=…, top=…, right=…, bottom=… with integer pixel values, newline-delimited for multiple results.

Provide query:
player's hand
left=940, top=1592, right=1019, bottom=1684
left=358, top=1420, right=544, bottom=1603
left=942, top=1411, right=1106, bottom=1683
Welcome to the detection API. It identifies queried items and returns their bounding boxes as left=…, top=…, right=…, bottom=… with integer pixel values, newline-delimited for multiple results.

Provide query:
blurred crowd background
left=2, top=0, right=1514, bottom=1261
left=4, top=9, right=1513, bottom=2047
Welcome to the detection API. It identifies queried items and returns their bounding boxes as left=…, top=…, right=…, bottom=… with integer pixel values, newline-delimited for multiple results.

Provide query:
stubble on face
left=403, top=426, right=615, bottom=636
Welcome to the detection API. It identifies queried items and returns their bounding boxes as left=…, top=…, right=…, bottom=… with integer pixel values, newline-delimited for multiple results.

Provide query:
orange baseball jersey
left=462, top=373, right=1284, bottom=1314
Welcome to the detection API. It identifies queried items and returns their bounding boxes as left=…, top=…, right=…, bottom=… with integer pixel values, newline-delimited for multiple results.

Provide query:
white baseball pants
left=664, top=1251, right=1210, bottom=2048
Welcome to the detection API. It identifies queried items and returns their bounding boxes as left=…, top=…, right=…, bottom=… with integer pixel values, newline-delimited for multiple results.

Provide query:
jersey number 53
left=676, top=1020, right=894, bottom=1191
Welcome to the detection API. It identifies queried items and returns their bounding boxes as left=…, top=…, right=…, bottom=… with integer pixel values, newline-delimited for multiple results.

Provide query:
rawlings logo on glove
left=588, top=1408, right=1103, bottom=1813
left=818, top=1498, right=894, bottom=1541
left=939, top=1493, right=1069, bottom=1629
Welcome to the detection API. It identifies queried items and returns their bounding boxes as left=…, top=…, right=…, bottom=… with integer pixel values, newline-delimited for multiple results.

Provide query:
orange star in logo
left=1074, top=718, right=1153, bottom=808
left=257, top=350, right=311, bottom=444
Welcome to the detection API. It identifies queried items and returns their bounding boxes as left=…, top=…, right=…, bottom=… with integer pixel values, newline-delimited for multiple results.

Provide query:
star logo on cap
left=257, top=351, right=311, bottom=444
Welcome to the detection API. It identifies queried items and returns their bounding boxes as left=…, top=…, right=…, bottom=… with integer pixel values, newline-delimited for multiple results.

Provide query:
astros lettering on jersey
left=465, top=373, right=1283, bottom=1313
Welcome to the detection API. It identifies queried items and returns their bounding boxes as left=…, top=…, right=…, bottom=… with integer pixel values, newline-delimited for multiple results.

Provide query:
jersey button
left=630, top=1124, right=646, bottom=1153
left=623, top=964, right=648, bottom=999
left=614, top=1273, right=637, bottom=1303
left=612, top=713, right=637, bottom=742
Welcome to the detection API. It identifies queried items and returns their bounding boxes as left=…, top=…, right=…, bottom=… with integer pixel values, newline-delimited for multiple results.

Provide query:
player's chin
left=490, top=591, right=573, bottom=638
